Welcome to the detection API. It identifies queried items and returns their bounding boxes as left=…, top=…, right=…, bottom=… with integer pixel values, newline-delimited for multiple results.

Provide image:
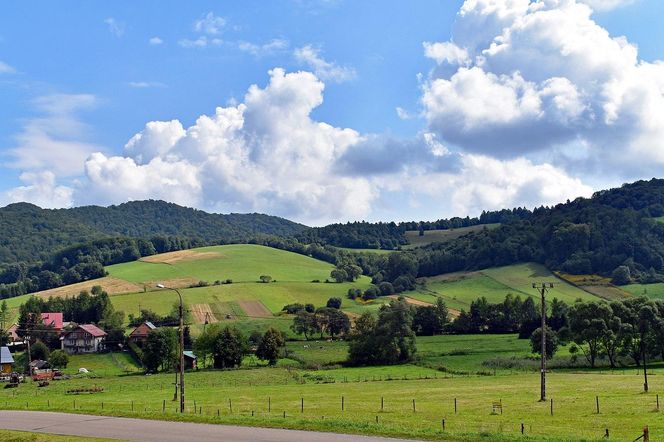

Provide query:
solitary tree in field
left=212, top=326, right=248, bottom=369
left=291, top=311, right=319, bottom=340
left=259, top=275, right=272, bottom=283
left=256, top=328, right=285, bottom=365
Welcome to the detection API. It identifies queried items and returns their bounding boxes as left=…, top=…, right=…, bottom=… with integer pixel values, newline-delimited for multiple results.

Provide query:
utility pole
left=26, top=335, right=32, bottom=375
left=532, top=282, right=553, bottom=402
left=157, top=284, right=185, bottom=413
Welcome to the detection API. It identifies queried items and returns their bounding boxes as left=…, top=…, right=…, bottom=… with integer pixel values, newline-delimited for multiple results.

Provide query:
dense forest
left=298, top=207, right=532, bottom=249
left=0, top=200, right=306, bottom=266
left=413, top=179, right=664, bottom=283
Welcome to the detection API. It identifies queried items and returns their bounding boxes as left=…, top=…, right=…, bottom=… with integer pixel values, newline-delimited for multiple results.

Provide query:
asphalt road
left=0, top=411, right=422, bottom=442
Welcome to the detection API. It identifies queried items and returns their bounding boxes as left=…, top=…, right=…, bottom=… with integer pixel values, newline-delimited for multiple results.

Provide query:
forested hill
left=0, top=200, right=306, bottom=265
left=414, top=178, right=664, bottom=283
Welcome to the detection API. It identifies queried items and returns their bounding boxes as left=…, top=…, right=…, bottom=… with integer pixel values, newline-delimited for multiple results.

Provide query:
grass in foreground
left=0, top=430, right=120, bottom=442
left=1, top=367, right=662, bottom=442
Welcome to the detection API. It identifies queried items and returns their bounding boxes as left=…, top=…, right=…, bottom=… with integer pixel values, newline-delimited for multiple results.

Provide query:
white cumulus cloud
left=5, top=171, right=74, bottom=208
left=80, top=68, right=371, bottom=224
left=422, top=0, right=664, bottom=176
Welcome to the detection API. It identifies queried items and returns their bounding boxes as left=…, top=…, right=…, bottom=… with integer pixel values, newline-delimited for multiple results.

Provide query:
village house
left=7, top=324, right=20, bottom=343
left=41, top=312, right=63, bottom=332
left=61, top=324, right=107, bottom=354
left=0, top=346, right=14, bottom=374
left=128, top=321, right=157, bottom=346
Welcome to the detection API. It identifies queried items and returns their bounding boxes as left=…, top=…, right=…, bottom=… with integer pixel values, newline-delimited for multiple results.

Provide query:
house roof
left=129, top=321, right=157, bottom=337
left=70, top=324, right=107, bottom=338
left=0, top=346, right=14, bottom=364
left=183, top=351, right=197, bottom=360
left=29, top=359, right=48, bottom=369
left=41, top=312, right=63, bottom=330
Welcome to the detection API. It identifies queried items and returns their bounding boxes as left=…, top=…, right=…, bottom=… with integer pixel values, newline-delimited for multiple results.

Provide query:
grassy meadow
left=2, top=336, right=664, bottom=442
left=404, top=224, right=501, bottom=249
left=409, top=263, right=596, bottom=311
left=106, top=244, right=337, bottom=284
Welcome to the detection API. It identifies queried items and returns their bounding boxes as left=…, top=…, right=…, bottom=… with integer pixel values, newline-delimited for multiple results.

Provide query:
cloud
left=80, top=69, right=371, bottom=224
left=5, top=94, right=102, bottom=177
left=194, top=12, right=226, bottom=35
left=128, top=81, right=167, bottom=88
left=4, top=171, right=74, bottom=208
left=179, top=36, right=223, bottom=48
left=581, top=0, right=636, bottom=11
left=422, top=0, right=664, bottom=176
left=0, top=61, right=15, bottom=74
left=294, top=45, right=356, bottom=83
left=237, top=39, right=289, bottom=56
left=104, top=17, right=125, bottom=37
left=149, top=36, right=163, bottom=45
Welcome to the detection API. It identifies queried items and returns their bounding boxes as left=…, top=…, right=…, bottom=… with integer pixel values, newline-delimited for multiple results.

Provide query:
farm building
left=41, top=312, right=63, bottom=331
left=128, top=321, right=157, bottom=346
left=183, top=351, right=197, bottom=370
left=62, top=324, right=107, bottom=354
left=0, top=346, right=14, bottom=374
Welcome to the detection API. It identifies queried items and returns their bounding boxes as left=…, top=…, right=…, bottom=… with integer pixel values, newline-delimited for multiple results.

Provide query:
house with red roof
left=41, top=313, right=63, bottom=331
left=128, top=321, right=157, bottom=347
left=61, top=324, right=107, bottom=354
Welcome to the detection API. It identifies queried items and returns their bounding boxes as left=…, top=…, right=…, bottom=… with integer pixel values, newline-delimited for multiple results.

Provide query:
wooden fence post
left=268, top=397, right=271, bottom=413
left=454, top=398, right=457, bottom=414
left=381, top=397, right=384, bottom=411
left=342, top=395, right=345, bottom=411
left=596, top=396, right=600, bottom=414
left=412, top=399, right=416, bottom=412
left=550, top=398, right=553, bottom=416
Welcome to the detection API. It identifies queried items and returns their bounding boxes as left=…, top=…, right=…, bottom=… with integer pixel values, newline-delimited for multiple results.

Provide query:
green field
left=623, top=283, right=664, bottom=299
left=2, top=353, right=663, bottom=441
left=405, top=224, right=501, bottom=249
left=106, top=244, right=336, bottom=283
left=410, top=263, right=597, bottom=311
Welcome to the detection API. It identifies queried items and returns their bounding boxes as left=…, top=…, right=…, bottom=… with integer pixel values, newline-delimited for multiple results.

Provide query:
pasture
left=2, top=351, right=663, bottom=441
left=404, top=224, right=501, bottom=249
left=410, top=263, right=597, bottom=311
left=106, top=244, right=335, bottom=284
left=623, top=283, right=664, bottom=299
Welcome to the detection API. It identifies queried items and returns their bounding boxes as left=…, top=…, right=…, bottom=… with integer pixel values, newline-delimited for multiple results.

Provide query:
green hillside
left=106, top=244, right=335, bottom=284
left=408, top=263, right=597, bottom=311
left=404, top=223, right=500, bottom=248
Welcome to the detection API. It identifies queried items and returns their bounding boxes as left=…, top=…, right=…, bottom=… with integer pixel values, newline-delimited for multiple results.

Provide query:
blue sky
left=1, top=0, right=663, bottom=225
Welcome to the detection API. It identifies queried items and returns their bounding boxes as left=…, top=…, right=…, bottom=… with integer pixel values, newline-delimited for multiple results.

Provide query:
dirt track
left=0, top=410, right=421, bottom=442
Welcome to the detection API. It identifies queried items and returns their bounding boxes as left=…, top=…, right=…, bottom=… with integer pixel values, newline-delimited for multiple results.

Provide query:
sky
left=1, top=0, right=663, bottom=225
